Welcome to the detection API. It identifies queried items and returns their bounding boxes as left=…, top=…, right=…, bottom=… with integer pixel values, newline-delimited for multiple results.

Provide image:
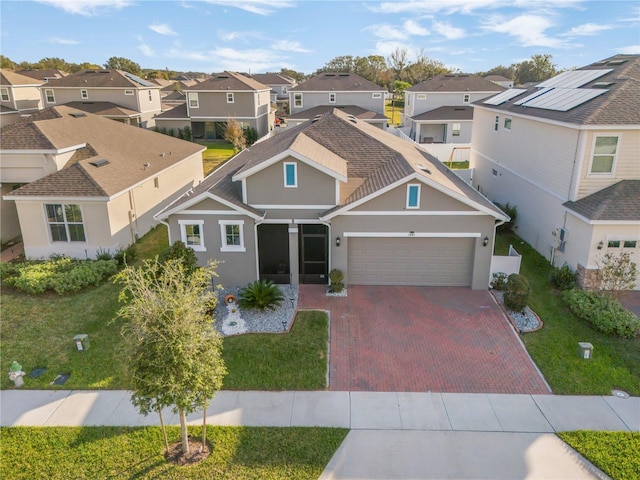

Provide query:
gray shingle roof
left=291, top=72, right=384, bottom=92
left=411, top=105, right=474, bottom=121
left=65, top=101, right=139, bottom=117
left=42, top=69, right=159, bottom=89
left=477, top=55, right=640, bottom=125
left=408, top=74, right=504, bottom=93
left=184, top=71, right=269, bottom=91
left=287, top=105, right=387, bottom=121
left=3, top=105, right=204, bottom=198
left=0, top=69, right=43, bottom=86
left=251, top=73, right=296, bottom=85
left=563, top=180, right=640, bottom=221
left=154, top=102, right=188, bottom=119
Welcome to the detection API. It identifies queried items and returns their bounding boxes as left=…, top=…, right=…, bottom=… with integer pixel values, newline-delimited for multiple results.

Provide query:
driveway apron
left=299, top=285, right=550, bottom=394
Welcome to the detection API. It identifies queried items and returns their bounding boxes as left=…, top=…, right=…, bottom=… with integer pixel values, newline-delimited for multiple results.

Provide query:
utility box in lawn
left=73, top=334, right=89, bottom=352
left=578, top=342, right=593, bottom=360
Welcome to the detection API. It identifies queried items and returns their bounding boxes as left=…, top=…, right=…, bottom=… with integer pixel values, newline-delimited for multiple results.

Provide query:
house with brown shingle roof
left=471, top=54, right=640, bottom=290
left=154, top=71, right=273, bottom=140
left=0, top=69, right=44, bottom=127
left=402, top=74, right=504, bottom=161
left=39, top=69, right=162, bottom=127
left=155, top=108, right=507, bottom=289
left=251, top=73, right=296, bottom=114
left=1, top=106, right=205, bottom=258
left=288, top=72, right=386, bottom=120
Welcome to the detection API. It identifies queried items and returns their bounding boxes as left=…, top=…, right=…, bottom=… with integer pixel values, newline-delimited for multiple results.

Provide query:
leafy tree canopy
left=104, top=56, right=142, bottom=76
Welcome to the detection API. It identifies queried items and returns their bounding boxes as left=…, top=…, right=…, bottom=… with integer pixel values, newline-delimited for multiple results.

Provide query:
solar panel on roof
left=516, top=88, right=607, bottom=111
left=482, top=88, right=527, bottom=105
left=123, top=72, right=155, bottom=87
left=537, top=69, right=612, bottom=89
left=513, top=87, right=554, bottom=105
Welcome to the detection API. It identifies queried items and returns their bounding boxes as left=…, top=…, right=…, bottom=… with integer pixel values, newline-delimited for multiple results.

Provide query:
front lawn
left=496, top=233, right=640, bottom=395
left=222, top=310, right=328, bottom=390
left=384, top=101, right=402, bottom=126
left=0, top=426, right=348, bottom=480
left=202, top=142, right=235, bottom=176
left=558, top=431, right=640, bottom=480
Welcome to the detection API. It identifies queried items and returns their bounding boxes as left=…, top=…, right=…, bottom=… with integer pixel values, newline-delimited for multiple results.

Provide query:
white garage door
left=348, top=237, right=474, bottom=286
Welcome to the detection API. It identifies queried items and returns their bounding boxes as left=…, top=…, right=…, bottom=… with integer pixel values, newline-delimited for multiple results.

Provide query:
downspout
left=156, top=218, right=172, bottom=245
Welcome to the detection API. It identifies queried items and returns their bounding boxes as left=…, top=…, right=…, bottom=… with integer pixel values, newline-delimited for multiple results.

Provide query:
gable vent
left=89, top=159, right=110, bottom=168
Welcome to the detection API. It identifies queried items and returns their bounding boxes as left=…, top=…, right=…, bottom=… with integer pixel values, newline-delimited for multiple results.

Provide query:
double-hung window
left=227, top=92, right=234, bottom=103
left=46, top=204, right=85, bottom=242
left=179, top=220, right=205, bottom=252
left=45, top=89, right=55, bottom=103
left=81, top=89, right=88, bottom=100
left=1, top=88, right=10, bottom=101
left=284, top=162, right=297, bottom=188
left=452, top=123, right=461, bottom=137
left=590, top=136, right=619, bottom=175
left=329, top=92, right=336, bottom=103
left=504, top=117, right=512, bottom=130
left=219, top=220, right=245, bottom=252
left=187, top=92, right=199, bottom=108
left=294, top=93, right=303, bottom=108
left=406, top=184, right=421, bottom=209
left=463, top=94, right=470, bottom=103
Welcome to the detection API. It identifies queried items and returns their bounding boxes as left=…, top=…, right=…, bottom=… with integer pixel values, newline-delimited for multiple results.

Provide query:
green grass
left=222, top=311, right=328, bottom=390
left=496, top=233, right=640, bottom=395
left=0, top=426, right=348, bottom=480
left=558, top=431, right=640, bottom=480
left=202, top=142, right=235, bottom=176
left=384, top=101, right=402, bottom=125
left=444, top=161, right=469, bottom=169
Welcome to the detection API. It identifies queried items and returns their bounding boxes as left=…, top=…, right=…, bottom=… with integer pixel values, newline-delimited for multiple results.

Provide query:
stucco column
left=288, top=224, right=299, bottom=285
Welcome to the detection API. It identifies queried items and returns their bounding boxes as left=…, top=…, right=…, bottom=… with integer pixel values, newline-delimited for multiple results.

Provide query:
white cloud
left=272, top=40, right=310, bottom=53
left=450, top=48, right=476, bottom=56
left=211, top=46, right=286, bottom=71
left=137, top=36, right=155, bottom=57
left=617, top=44, right=640, bottom=54
left=218, top=30, right=266, bottom=42
left=371, top=0, right=507, bottom=15
left=483, top=14, right=566, bottom=48
left=404, top=19, right=429, bottom=36
left=562, top=23, right=614, bottom=36
left=432, top=21, right=465, bottom=40
left=35, top=0, right=132, bottom=16
left=199, top=0, right=295, bottom=16
left=48, top=37, right=79, bottom=45
left=373, top=40, right=413, bottom=57
left=366, top=24, right=409, bottom=40
left=149, top=23, right=177, bottom=36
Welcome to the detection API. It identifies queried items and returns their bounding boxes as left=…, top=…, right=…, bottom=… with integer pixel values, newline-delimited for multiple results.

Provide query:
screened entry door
left=299, top=224, right=328, bottom=284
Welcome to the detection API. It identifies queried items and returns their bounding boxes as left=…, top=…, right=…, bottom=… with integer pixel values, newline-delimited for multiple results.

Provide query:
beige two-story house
left=154, top=71, right=273, bottom=140
left=156, top=109, right=507, bottom=290
left=0, top=69, right=43, bottom=127
left=39, top=69, right=162, bottom=127
left=2, top=106, right=204, bottom=257
left=471, top=54, right=640, bottom=289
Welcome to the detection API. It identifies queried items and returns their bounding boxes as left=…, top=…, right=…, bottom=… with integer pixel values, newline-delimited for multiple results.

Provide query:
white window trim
left=81, top=89, right=88, bottom=99
left=187, top=92, right=199, bottom=108
left=372, top=92, right=382, bottom=99
left=218, top=220, right=245, bottom=252
left=179, top=219, right=206, bottom=252
left=1, top=87, right=10, bottom=101
left=452, top=123, right=461, bottom=137
left=587, top=134, right=620, bottom=178
left=124, top=89, right=134, bottom=95
left=463, top=94, right=470, bottom=103
left=329, top=92, right=336, bottom=103
left=417, top=93, right=427, bottom=100
left=284, top=162, right=298, bottom=188
left=406, top=183, right=421, bottom=209
left=44, top=203, right=86, bottom=243
left=227, top=92, right=235, bottom=103
left=294, top=93, right=303, bottom=108
left=45, top=89, right=55, bottom=104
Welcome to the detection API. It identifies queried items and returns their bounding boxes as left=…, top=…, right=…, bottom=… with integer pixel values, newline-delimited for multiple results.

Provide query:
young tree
left=596, top=252, right=637, bottom=298
left=104, top=56, right=142, bottom=76
left=224, top=119, right=247, bottom=153
left=115, top=258, right=226, bottom=455
left=513, top=54, right=557, bottom=85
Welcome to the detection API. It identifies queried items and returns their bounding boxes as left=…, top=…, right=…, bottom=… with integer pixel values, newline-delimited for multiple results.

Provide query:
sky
left=1, top=0, right=639, bottom=75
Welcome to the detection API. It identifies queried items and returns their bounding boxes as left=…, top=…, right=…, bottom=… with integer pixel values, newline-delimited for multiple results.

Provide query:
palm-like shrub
left=328, top=269, right=344, bottom=293
left=504, top=273, right=530, bottom=312
left=238, top=280, right=284, bottom=311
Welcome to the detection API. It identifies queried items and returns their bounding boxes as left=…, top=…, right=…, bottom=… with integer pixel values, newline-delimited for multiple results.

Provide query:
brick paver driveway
left=299, top=285, right=550, bottom=394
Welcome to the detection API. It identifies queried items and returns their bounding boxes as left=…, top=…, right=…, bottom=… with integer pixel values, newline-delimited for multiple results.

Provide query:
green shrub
left=564, top=289, right=640, bottom=339
left=328, top=269, right=344, bottom=293
left=550, top=263, right=577, bottom=290
left=4, top=258, right=118, bottom=294
left=183, top=126, right=192, bottom=142
left=113, top=244, right=137, bottom=266
left=244, top=126, right=258, bottom=146
left=95, top=247, right=113, bottom=261
left=490, top=272, right=508, bottom=291
left=496, top=203, right=517, bottom=234
left=504, top=273, right=530, bottom=312
left=161, top=241, right=198, bottom=275
left=238, top=280, right=284, bottom=311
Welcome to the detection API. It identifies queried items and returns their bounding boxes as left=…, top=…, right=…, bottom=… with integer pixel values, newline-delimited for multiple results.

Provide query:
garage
left=348, top=237, right=475, bottom=286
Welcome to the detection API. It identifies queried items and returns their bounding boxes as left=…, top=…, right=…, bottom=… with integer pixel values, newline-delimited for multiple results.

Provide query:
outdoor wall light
left=483, top=236, right=489, bottom=247
left=335, top=236, right=341, bottom=247
left=597, top=241, right=604, bottom=250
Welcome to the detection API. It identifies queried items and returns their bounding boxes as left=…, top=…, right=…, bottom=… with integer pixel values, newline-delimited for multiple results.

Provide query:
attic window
left=89, top=159, right=109, bottom=167
left=69, top=112, right=87, bottom=118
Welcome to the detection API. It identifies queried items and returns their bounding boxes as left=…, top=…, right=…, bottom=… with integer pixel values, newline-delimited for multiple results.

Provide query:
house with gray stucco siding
left=156, top=108, right=507, bottom=290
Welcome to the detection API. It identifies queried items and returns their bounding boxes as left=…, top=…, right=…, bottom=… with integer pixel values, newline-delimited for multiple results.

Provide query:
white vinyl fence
left=491, top=244, right=522, bottom=277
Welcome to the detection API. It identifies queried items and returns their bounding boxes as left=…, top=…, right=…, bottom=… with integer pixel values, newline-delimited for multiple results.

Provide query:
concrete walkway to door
left=298, top=285, right=551, bottom=394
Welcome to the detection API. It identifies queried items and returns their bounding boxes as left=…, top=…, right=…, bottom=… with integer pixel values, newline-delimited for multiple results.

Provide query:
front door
left=257, top=224, right=290, bottom=284
left=299, top=224, right=328, bottom=284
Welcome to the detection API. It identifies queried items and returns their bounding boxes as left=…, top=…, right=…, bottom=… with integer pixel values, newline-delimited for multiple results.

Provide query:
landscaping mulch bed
left=164, top=437, right=211, bottom=466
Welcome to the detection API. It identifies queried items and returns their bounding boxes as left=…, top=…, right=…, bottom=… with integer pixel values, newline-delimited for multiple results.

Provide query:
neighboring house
left=1, top=106, right=204, bottom=258
left=155, top=71, right=273, bottom=140
left=17, top=69, right=68, bottom=83
left=251, top=73, right=296, bottom=114
left=0, top=69, right=43, bottom=127
left=403, top=74, right=504, bottom=161
left=38, top=69, right=162, bottom=127
left=155, top=108, right=507, bottom=290
left=484, top=75, right=514, bottom=89
left=470, top=54, right=640, bottom=289
left=289, top=72, right=386, bottom=117
left=286, top=105, right=387, bottom=129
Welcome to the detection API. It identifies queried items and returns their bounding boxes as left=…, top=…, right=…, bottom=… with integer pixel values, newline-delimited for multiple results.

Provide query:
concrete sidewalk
left=1, top=390, right=638, bottom=432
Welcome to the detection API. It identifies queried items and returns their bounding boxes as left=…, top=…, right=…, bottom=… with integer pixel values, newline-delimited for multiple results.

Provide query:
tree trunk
left=157, top=407, right=169, bottom=453
left=201, top=406, right=208, bottom=453
left=179, top=410, right=190, bottom=454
